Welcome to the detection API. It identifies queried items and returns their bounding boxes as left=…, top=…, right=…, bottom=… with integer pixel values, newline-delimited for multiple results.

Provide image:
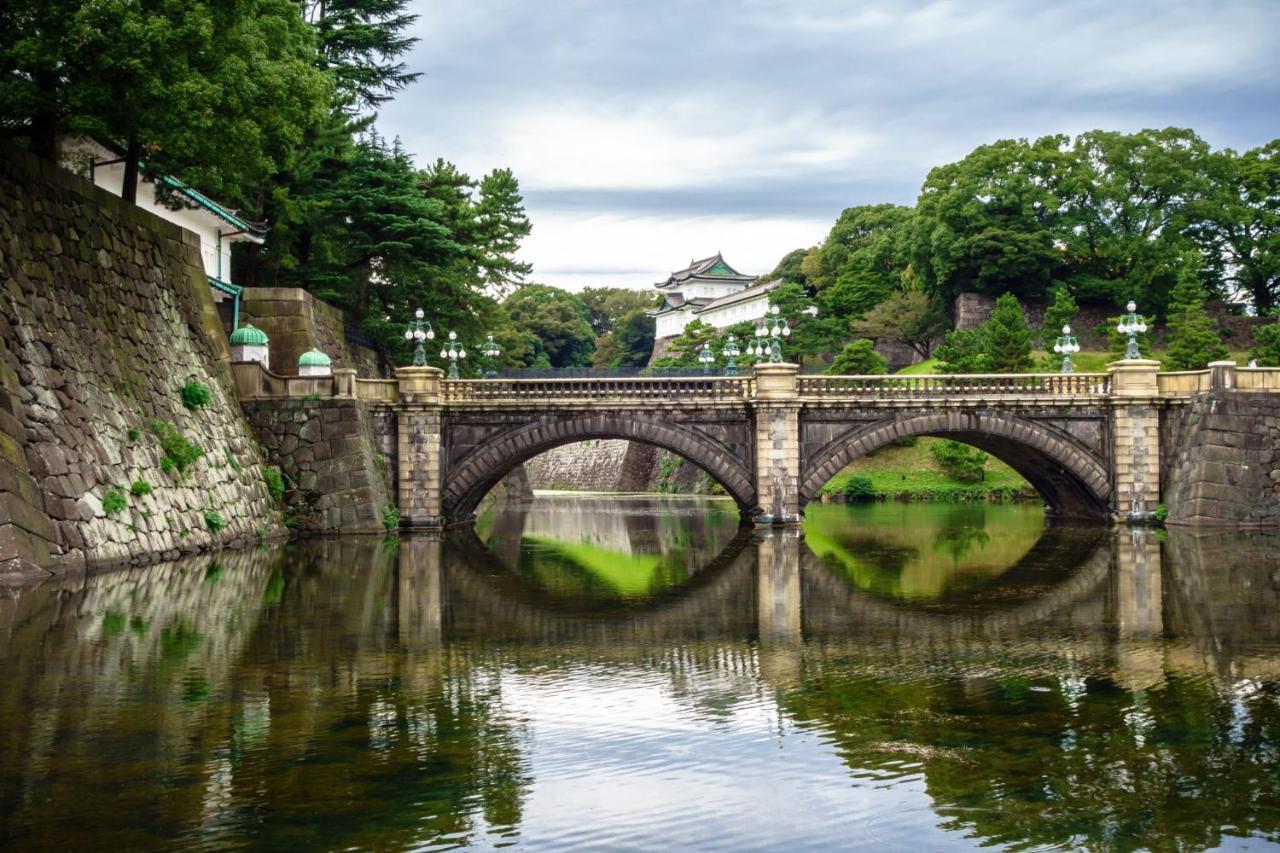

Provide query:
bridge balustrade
left=798, top=372, right=1111, bottom=398
left=442, top=375, right=755, bottom=404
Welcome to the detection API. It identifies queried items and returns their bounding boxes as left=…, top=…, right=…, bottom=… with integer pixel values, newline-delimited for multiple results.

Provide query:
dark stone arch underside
left=799, top=412, right=1112, bottom=519
left=443, top=413, right=757, bottom=521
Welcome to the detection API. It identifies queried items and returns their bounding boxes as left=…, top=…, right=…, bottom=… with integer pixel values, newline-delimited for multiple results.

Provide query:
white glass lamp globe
left=404, top=329, right=413, bottom=341
left=1126, top=301, right=1137, bottom=313
left=415, top=308, right=424, bottom=320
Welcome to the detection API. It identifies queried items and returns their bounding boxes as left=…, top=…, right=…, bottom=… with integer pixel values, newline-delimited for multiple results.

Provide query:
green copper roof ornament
left=229, top=323, right=269, bottom=346
left=298, top=348, right=332, bottom=367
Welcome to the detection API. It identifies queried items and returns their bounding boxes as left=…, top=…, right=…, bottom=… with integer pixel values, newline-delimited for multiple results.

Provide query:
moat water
left=2, top=495, right=1279, bottom=851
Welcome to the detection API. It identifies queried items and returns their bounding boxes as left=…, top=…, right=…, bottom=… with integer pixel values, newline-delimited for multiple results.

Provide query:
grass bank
left=816, top=437, right=1038, bottom=504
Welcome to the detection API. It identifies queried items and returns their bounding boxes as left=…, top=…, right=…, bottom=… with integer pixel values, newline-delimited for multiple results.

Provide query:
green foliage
left=579, top=288, right=657, bottom=336
left=150, top=420, right=203, bottom=474
left=180, top=381, right=211, bottom=410
left=129, top=480, right=151, bottom=497
left=103, top=488, right=127, bottom=515
left=652, top=319, right=718, bottom=369
left=203, top=510, right=225, bottom=533
left=126, top=428, right=141, bottom=442
left=828, top=339, right=888, bottom=375
left=1250, top=317, right=1280, bottom=366
left=1154, top=503, right=1169, bottom=523
left=930, top=440, right=988, bottom=484
left=1164, top=258, right=1229, bottom=370
left=502, top=284, right=596, bottom=368
left=807, top=204, right=915, bottom=319
left=263, top=466, right=286, bottom=504
left=850, top=288, right=950, bottom=361
left=1041, top=285, right=1079, bottom=352
left=982, top=293, right=1035, bottom=372
left=382, top=505, right=400, bottom=532
left=935, top=328, right=988, bottom=373
left=594, top=307, right=656, bottom=368
left=842, top=475, right=876, bottom=501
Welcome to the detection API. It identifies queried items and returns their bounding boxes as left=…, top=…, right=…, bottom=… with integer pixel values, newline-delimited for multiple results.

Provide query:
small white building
left=650, top=253, right=780, bottom=339
left=58, top=138, right=266, bottom=329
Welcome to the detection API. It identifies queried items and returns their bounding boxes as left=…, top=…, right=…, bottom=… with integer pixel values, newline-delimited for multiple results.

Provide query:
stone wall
left=522, top=439, right=719, bottom=495
left=0, top=142, right=282, bottom=579
left=1165, top=390, right=1280, bottom=525
left=242, top=398, right=393, bottom=533
left=240, top=287, right=385, bottom=377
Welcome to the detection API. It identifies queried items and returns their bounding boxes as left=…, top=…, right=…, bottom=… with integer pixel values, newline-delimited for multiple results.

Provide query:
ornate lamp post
left=697, top=341, right=715, bottom=374
left=440, top=330, right=466, bottom=379
left=480, top=334, right=501, bottom=378
left=1053, top=324, right=1080, bottom=373
left=722, top=334, right=741, bottom=377
left=765, top=304, right=791, bottom=363
left=748, top=319, right=768, bottom=364
left=403, top=308, right=435, bottom=366
left=1117, top=301, right=1148, bottom=360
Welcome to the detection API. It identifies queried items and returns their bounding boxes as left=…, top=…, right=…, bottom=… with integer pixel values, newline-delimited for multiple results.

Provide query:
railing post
left=395, top=366, right=446, bottom=527
left=751, top=363, right=802, bottom=526
left=1107, top=358, right=1162, bottom=521
left=332, top=368, right=356, bottom=398
left=1208, top=360, right=1237, bottom=391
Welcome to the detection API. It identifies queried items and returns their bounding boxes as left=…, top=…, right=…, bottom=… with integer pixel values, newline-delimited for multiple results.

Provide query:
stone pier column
left=752, top=363, right=802, bottom=525
left=756, top=528, right=803, bottom=688
left=1114, top=526, right=1165, bottom=689
left=1107, top=359, right=1162, bottom=520
left=396, top=367, right=446, bottom=527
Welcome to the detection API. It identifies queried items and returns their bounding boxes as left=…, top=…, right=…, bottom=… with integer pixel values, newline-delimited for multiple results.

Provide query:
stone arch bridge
left=233, top=359, right=1280, bottom=528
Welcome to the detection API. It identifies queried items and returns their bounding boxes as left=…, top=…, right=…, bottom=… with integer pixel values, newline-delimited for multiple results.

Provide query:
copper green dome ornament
left=229, top=324, right=269, bottom=346
left=298, top=348, right=332, bottom=377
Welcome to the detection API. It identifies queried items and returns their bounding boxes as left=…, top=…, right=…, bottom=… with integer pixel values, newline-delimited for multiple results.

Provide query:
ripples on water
left=1, top=495, right=1279, bottom=851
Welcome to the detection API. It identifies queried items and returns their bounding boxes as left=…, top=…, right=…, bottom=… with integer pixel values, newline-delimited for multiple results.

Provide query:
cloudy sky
left=380, top=0, right=1280, bottom=291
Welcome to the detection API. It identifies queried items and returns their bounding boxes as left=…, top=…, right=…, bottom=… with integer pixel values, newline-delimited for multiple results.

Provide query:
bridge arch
left=799, top=411, right=1112, bottom=518
left=442, top=414, right=757, bottom=521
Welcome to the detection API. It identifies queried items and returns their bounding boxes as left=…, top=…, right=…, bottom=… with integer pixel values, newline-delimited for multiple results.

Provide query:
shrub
left=262, top=466, right=285, bottom=504
left=1251, top=318, right=1280, bottom=366
left=827, top=339, right=888, bottom=375
left=130, top=480, right=152, bottom=497
left=181, top=381, right=212, bottom=410
left=931, top=440, right=988, bottom=484
left=842, top=475, right=877, bottom=501
left=203, top=510, right=225, bottom=533
left=1154, top=503, right=1169, bottom=523
left=103, top=488, right=127, bottom=515
left=382, top=506, right=400, bottom=531
left=126, top=428, right=141, bottom=442
left=150, top=420, right=203, bottom=474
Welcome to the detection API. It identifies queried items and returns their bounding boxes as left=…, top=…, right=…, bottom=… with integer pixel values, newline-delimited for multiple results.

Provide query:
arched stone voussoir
left=798, top=411, right=1112, bottom=517
left=443, top=413, right=757, bottom=520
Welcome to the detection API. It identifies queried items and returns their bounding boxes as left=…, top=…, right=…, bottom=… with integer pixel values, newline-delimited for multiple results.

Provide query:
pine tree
left=981, top=293, right=1034, bottom=372
left=1041, top=285, right=1079, bottom=354
left=827, top=339, right=888, bottom=375
left=1164, top=258, right=1229, bottom=370
left=1251, top=315, right=1280, bottom=366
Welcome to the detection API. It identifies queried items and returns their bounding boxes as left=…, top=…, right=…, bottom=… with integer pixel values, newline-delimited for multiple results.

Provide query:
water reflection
left=0, top=500, right=1277, bottom=851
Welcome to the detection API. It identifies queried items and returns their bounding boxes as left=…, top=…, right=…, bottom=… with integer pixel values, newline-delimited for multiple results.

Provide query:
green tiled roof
left=229, top=323, right=269, bottom=346
left=298, top=348, right=332, bottom=367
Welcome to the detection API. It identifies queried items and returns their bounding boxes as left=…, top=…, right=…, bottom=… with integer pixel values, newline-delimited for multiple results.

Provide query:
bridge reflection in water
left=1, top=500, right=1279, bottom=850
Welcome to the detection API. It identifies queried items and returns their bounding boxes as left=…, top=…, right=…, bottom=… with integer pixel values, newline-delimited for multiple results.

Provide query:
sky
left=380, top=0, right=1280, bottom=292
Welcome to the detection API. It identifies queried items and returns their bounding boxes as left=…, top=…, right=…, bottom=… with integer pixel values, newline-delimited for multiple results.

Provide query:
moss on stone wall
left=0, top=141, right=283, bottom=577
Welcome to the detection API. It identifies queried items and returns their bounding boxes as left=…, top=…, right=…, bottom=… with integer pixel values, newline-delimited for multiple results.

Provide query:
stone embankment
left=1166, top=391, right=1280, bottom=525
left=523, top=440, right=719, bottom=495
left=0, top=142, right=282, bottom=579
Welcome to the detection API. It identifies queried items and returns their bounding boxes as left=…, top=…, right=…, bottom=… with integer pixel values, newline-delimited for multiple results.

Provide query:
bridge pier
left=1107, top=359, right=1162, bottom=521
left=396, top=367, right=447, bottom=527
left=752, top=363, right=803, bottom=526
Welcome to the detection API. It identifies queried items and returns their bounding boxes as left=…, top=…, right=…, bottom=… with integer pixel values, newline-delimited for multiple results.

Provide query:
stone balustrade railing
left=233, top=359, right=1280, bottom=406
left=799, top=372, right=1111, bottom=398
left=441, top=375, right=755, bottom=403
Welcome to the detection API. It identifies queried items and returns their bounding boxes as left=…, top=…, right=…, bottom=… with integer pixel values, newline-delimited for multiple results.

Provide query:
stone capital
left=396, top=366, right=444, bottom=403
left=752, top=362, right=799, bottom=401
left=1107, top=358, right=1160, bottom=397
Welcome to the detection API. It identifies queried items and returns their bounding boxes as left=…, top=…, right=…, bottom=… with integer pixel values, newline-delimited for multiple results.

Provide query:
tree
left=1190, top=141, right=1280, bottom=314
left=1164, top=258, right=1229, bottom=370
left=475, top=168, right=532, bottom=294
left=982, top=293, right=1034, bottom=373
left=850, top=288, right=950, bottom=361
left=1041, top=285, right=1079, bottom=354
left=611, top=308, right=656, bottom=367
left=1250, top=316, right=1280, bottom=366
left=652, top=320, right=717, bottom=369
left=827, top=340, right=887, bottom=375
left=762, top=247, right=813, bottom=287
left=911, top=136, right=1070, bottom=303
left=1060, top=128, right=1214, bottom=311
left=769, top=281, right=842, bottom=364
left=579, top=288, right=656, bottom=336
left=934, top=328, right=988, bottom=373
left=301, top=0, right=421, bottom=113
left=808, top=204, right=914, bottom=320
left=502, top=285, right=595, bottom=368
